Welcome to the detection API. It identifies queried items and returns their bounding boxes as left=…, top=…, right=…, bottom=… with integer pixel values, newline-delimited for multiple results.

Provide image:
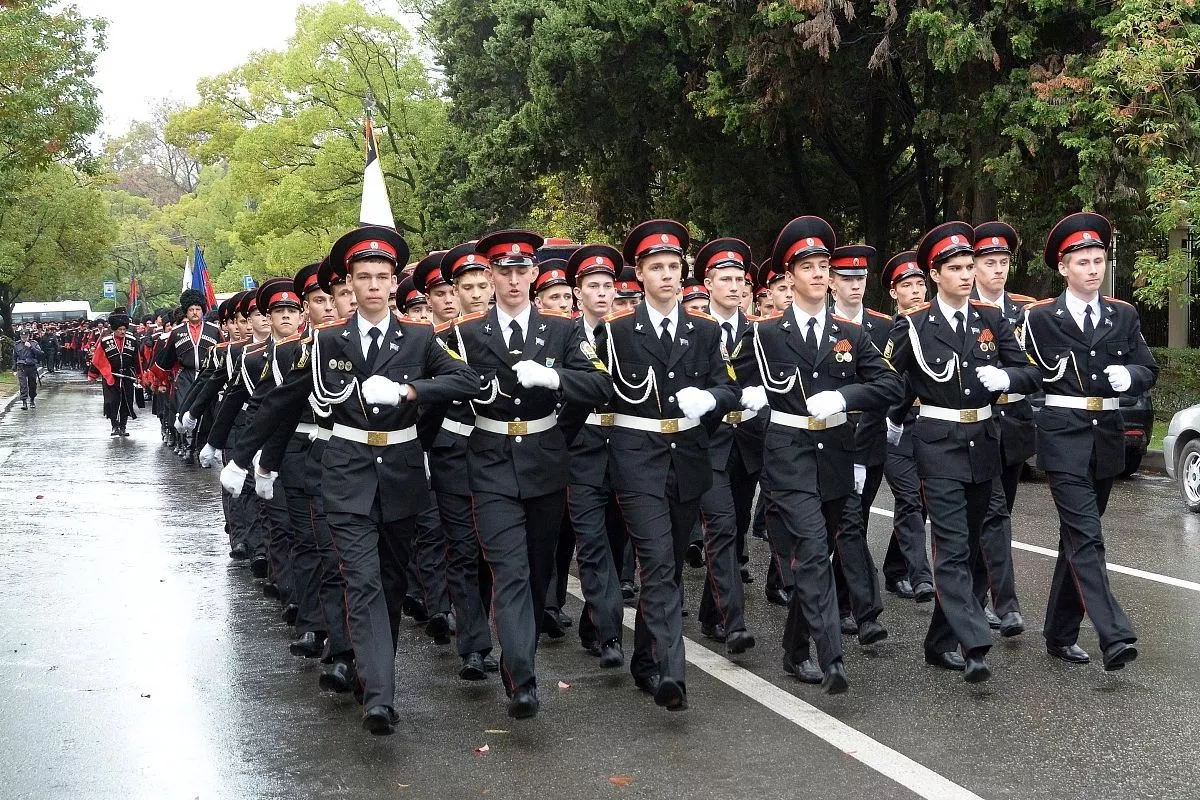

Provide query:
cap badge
left=660, top=234, right=669, bottom=243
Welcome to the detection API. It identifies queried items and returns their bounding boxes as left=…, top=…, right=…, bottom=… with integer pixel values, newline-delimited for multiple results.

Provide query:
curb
left=1144, top=449, right=1165, bottom=475
left=0, top=368, right=51, bottom=422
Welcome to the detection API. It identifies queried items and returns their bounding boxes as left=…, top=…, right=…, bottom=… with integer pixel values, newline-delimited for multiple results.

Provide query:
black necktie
left=659, top=318, right=673, bottom=354
left=1083, top=305, right=1095, bottom=341
left=953, top=311, right=966, bottom=350
left=366, top=327, right=381, bottom=367
left=805, top=318, right=818, bottom=351
left=508, top=320, right=524, bottom=355
left=722, top=321, right=735, bottom=353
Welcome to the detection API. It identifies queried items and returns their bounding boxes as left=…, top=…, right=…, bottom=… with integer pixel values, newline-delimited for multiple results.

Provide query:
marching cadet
left=878, top=253, right=935, bottom=602
left=680, top=278, right=710, bottom=313
left=598, top=219, right=741, bottom=711
left=611, top=265, right=643, bottom=313
left=533, top=255, right=575, bottom=315
left=884, top=222, right=1041, bottom=683
left=149, top=289, right=222, bottom=461
left=417, top=250, right=455, bottom=323
left=970, top=221, right=1036, bottom=636
left=559, top=244, right=626, bottom=667
left=826, top=244, right=890, bottom=638
left=1024, top=212, right=1154, bottom=670
left=733, top=217, right=900, bottom=692
left=449, top=241, right=494, bottom=314
left=397, top=275, right=432, bottom=322
left=691, top=238, right=762, bottom=653
left=87, top=307, right=142, bottom=435
left=444, top=230, right=611, bottom=720
left=222, top=225, right=480, bottom=735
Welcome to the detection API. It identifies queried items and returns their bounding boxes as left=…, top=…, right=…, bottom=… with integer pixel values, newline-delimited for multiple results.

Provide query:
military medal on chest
left=833, top=339, right=853, bottom=363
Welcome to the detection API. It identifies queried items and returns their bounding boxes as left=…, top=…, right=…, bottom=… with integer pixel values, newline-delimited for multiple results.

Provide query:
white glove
left=886, top=419, right=903, bottom=447
left=676, top=386, right=718, bottom=420
left=513, top=360, right=561, bottom=390
left=1105, top=365, right=1131, bottom=393
left=307, top=427, right=319, bottom=442
left=806, top=390, right=846, bottom=421
left=198, top=444, right=222, bottom=469
left=220, top=460, right=249, bottom=496
left=853, top=464, right=867, bottom=495
left=181, top=411, right=198, bottom=433
left=361, top=374, right=402, bottom=406
left=740, top=385, right=768, bottom=412
left=173, top=414, right=186, bottom=434
left=975, top=365, right=1010, bottom=393
left=252, top=451, right=278, bottom=500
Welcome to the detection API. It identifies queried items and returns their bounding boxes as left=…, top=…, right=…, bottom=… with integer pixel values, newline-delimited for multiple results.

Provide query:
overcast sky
left=69, top=0, right=323, bottom=137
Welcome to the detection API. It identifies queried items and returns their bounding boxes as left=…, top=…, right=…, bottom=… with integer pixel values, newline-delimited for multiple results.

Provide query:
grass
left=0, top=371, right=15, bottom=389
left=1151, top=426, right=1167, bottom=452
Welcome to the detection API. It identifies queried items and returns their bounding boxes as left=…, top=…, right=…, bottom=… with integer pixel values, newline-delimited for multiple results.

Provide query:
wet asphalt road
left=1, top=375, right=1198, bottom=800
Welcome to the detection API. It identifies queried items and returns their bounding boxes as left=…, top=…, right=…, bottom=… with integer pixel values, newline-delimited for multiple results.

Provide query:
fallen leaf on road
left=557, top=680, right=571, bottom=689
left=608, top=776, right=634, bottom=787
left=140, top=693, right=151, bottom=698
left=483, top=729, right=508, bottom=735
left=396, top=784, right=410, bottom=789
left=473, top=744, right=489, bottom=755
left=35, top=495, right=43, bottom=500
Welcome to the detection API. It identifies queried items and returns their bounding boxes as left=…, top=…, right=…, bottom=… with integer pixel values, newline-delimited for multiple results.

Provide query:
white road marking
left=868, top=506, right=1200, bottom=593
left=566, top=576, right=985, bottom=800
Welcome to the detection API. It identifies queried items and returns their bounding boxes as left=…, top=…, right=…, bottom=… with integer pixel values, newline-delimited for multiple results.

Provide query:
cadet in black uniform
left=733, top=217, right=900, bottom=692
left=448, top=230, right=612, bottom=719
left=884, top=222, right=1041, bottom=683
left=598, top=219, right=742, bottom=711
left=88, top=308, right=142, bottom=436
left=1023, top=212, right=1155, bottom=671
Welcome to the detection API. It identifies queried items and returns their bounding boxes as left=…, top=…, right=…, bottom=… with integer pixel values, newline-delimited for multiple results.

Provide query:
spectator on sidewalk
left=14, top=328, right=42, bottom=410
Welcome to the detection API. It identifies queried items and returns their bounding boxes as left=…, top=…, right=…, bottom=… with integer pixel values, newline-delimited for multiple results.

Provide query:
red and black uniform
left=88, top=318, right=142, bottom=435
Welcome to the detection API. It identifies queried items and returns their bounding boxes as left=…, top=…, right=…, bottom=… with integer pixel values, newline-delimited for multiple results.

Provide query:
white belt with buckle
left=1044, top=395, right=1119, bottom=411
left=769, top=410, right=847, bottom=431
left=314, top=427, right=331, bottom=441
left=919, top=405, right=992, bottom=423
left=330, top=423, right=417, bottom=446
left=295, top=423, right=317, bottom=437
left=585, top=412, right=615, bottom=427
left=994, top=393, right=1026, bottom=405
left=611, top=414, right=700, bottom=434
left=723, top=409, right=758, bottom=425
left=473, top=413, right=556, bottom=436
left=441, top=418, right=475, bottom=437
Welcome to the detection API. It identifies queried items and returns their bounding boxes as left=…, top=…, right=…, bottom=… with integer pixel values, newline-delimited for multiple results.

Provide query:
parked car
left=1028, top=389, right=1154, bottom=478
left=1163, top=403, right=1200, bottom=512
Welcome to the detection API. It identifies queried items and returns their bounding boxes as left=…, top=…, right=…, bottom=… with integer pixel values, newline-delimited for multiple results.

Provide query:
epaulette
left=763, top=311, right=785, bottom=321
left=538, top=309, right=572, bottom=320
left=1008, top=293, right=1036, bottom=303
left=1024, top=297, right=1055, bottom=310
left=456, top=310, right=487, bottom=324
left=968, top=299, right=997, bottom=310
left=278, top=332, right=303, bottom=344
left=215, top=341, right=231, bottom=350
left=685, top=308, right=716, bottom=322
left=900, top=302, right=931, bottom=316
left=1104, top=296, right=1133, bottom=307
left=399, top=317, right=434, bottom=326
left=434, top=320, right=454, bottom=334
left=603, top=308, right=636, bottom=322
left=746, top=314, right=768, bottom=323
left=866, top=308, right=892, bottom=321
left=830, top=313, right=861, bottom=327
left=244, top=342, right=269, bottom=355
left=315, top=319, right=343, bottom=330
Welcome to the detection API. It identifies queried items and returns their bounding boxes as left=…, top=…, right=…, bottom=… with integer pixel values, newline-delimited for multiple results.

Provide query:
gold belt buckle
left=996, top=393, right=1009, bottom=404
left=366, top=430, right=388, bottom=447
left=508, top=421, right=529, bottom=436
left=598, top=413, right=615, bottom=427
left=660, top=418, right=680, bottom=434
left=725, top=411, right=743, bottom=425
left=1086, top=397, right=1103, bottom=411
left=808, top=418, right=827, bottom=431
left=960, top=408, right=978, bottom=423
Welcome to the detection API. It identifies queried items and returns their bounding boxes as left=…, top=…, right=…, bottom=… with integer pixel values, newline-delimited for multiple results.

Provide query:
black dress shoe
left=620, top=580, right=638, bottom=602
left=924, top=650, right=966, bottom=671
left=999, top=611, right=1025, bottom=637
left=229, top=543, right=249, bottom=560
left=740, top=566, right=754, bottom=584
left=119, top=426, right=129, bottom=437
left=599, top=639, right=624, bottom=668
left=685, top=542, right=705, bottom=568
left=858, top=619, right=888, bottom=647
left=1102, top=641, right=1138, bottom=671
left=1047, top=643, right=1090, bottom=664
left=634, top=673, right=660, bottom=696
left=885, top=578, right=915, bottom=599
left=913, top=582, right=935, bottom=603
left=482, top=653, right=499, bottom=672
left=822, top=659, right=849, bottom=694
left=262, top=582, right=280, bottom=600
left=555, top=609, right=573, bottom=629
left=541, top=608, right=566, bottom=639
left=964, top=652, right=992, bottom=683
left=110, top=427, right=120, bottom=436
left=984, top=608, right=1002, bottom=629
left=783, top=656, right=824, bottom=684
left=459, top=652, right=487, bottom=681
left=282, top=603, right=299, bottom=626
left=250, top=556, right=269, bottom=579
left=402, top=594, right=429, bottom=622
left=581, top=639, right=601, bottom=657
left=765, top=587, right=791, bottom=606
left=840, top=616, right=859, bottom=635
left=507, top=686, right=540, bottom=719
left=289, top=631, right=322, bottom=658
left=425, top=612, right=452, bottom=645
left=654, top=676, right=687, bottom=710
left=362, top=705, right=396, bottom=735
left=701, top=622, right=727, bottom=643
left=319, top=660, right=355, bottom=692
left=726, top=630, right=756, bottom=655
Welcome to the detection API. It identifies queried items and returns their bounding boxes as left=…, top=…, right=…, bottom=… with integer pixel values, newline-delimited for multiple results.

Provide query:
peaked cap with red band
left=917, top=221, right=975, bottom=271
left=256, top=277, right=303, bottom=314
left=772, top=215, right=836, bottom=270
left=754, top=257, right=786, bottom=290
left=328, top=224, right=409, bottom=276
left=534, top=259, right=570, bottom=293
left=440, top=241, right=485, bottom=285
left=218, top=294, right=241, bottom=323
left=316, top=256, right=349, bottom=295
left=236, top=288, right=259, bottom=317
left=614, top=264, right=643, bottom=297
left=622, top=219, right=690, bottom=272
left=537, top=238, right=581, bottom=265
left=694, top=237, right=752, bottom=282
left=1044, top=211, right=1111, bottom=268
left=973, top=221, right=1018, bottom=257
left=830, top=244, right=876, bottom=277
left=566, top=244, right=620, bottom=286
left=412, top=250, right=449, bottom=294
left=293, top=260, right=324, bottom=298
left=682, top=277, right=710, bottom=302
left=397, top=275, right=426, bottom=311
left=881, top=250, right=925, bottom=288
left=476, top=229, right=545, bottom=268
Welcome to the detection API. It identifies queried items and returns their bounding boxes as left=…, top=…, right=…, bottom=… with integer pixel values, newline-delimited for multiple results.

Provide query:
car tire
left=1120, top=447, right=1143, bottom=478
left=1177, top=440, right=1200, bottom=513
